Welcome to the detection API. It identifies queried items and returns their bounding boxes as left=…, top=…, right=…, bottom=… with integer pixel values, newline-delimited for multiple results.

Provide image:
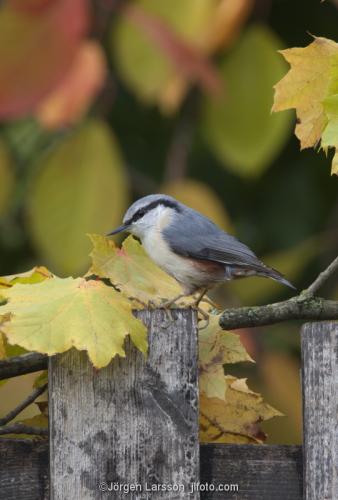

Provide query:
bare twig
left=0, top=423, right=48, bottom=437
left=0, top=383, right=48, bottom=426
left=0, top=352, right=48, bottom=381
left=305, top=255, right=338, bottom=296
left=220, top=255, right=338, bottom=330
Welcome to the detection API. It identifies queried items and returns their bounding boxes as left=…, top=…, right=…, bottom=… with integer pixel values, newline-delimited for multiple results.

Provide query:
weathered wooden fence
left=0, top=310, right=337, bottom=499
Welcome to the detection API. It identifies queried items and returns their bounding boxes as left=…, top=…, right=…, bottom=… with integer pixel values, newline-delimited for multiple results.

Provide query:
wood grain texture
left=200, top=444, right=303, bottom=499
left=49, top=309, right=199, bottom=500
left=301, top=322, right=338, bottom=500
left=0, top=440, right=302, bottom=500
left=0, top=439, right=49, bottom=499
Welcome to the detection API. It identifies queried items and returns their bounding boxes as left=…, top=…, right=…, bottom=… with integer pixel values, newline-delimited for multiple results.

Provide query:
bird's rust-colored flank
left=190, top=257, right=225, bottom=277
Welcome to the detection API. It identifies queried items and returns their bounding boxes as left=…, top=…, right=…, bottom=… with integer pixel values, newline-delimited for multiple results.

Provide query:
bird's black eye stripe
left=136, top=208, right=146, bottom=218
left=127, top=199, right=181, bottom=225
left=124, top=208, right=146, bottom=226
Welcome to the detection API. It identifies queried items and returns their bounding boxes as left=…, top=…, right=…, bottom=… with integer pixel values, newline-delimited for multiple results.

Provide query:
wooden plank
left=301, top=321, right=338, bottom=500
left=200, top=444, right=303, bottom=499
left=49, top=309, right=199, bottom=500
left=0, top=439, right=49, bottom=499
left=0, top=440, right=302, bottom=500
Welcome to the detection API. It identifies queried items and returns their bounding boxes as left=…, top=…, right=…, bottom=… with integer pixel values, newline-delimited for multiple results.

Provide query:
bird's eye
left=138, top=209, right=146, bottom=218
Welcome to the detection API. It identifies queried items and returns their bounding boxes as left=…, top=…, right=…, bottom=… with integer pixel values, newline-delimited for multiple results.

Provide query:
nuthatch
left=108, top=194, right=295, bottom=307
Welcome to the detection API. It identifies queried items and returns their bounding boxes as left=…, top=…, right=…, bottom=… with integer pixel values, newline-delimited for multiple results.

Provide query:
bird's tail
left=258, top=266, right=296, bottom=291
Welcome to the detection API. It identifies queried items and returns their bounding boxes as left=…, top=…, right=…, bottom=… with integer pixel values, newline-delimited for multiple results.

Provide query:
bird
left=107, top=194, right=295, bottom=308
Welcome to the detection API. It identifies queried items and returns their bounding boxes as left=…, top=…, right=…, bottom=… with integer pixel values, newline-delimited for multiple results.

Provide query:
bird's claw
left=127, top=296, right=156, bottom=309
left=159, top=294, right=186, bottom=309
left=200, top=296, right=219, bottom=310
left=128, top=293, right=211, bottom=329
left=160, top=308, right=175, bottom=329
left=194, top=305, right=210, bottom=330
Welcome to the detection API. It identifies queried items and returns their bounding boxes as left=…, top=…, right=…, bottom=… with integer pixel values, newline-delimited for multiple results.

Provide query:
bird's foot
left=200, top=296, right=220, bottom=310
left=193, top=305, right=210, bottom=330
left=159, top=294, right=186, bottom=309
left=127, top=296, right=156, bottom=309
left=161, top=308, right=176, bottom=329
left=191, top=287, right=208, bottom=309
left=159, top=294, right=186, bottom=328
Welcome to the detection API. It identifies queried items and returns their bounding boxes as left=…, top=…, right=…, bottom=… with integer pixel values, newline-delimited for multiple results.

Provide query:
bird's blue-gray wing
left=162, top=208, right=264, bottom=270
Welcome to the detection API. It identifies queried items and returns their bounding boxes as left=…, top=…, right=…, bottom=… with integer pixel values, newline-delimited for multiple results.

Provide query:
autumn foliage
left=0, top=0, right=337, bottom=444
left=0, top=235, right=281, bottom=443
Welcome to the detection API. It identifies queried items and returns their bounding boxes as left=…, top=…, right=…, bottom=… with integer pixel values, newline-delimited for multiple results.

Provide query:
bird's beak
left=106, top=224, right=128, bottom=236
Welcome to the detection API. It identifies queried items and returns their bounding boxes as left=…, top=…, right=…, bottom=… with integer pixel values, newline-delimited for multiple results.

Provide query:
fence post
left=48, top=309, right=199, bottom=499
left=301, top=321, right=338, bottom=500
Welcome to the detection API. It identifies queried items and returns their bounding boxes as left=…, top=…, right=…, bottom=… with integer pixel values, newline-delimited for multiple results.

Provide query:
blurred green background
left=1, top=0, right=338, bottom=444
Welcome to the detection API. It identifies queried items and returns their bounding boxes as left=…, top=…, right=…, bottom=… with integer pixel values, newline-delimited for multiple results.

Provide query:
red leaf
left=10, top=0, right=55, bottom=14
left=0, top=0, right=89, bottom=118
left=36, top=41, right=107, bottom=129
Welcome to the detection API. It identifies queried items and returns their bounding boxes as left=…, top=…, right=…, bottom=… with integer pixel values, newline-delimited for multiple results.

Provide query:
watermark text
left=98, top=481, right=239, bottom=494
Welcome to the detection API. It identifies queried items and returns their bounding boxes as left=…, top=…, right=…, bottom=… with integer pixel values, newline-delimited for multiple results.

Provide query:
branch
left=0, top=352, right=48, bottom=381
left=219, top=296, right=338, bottom=330
left=0, top=383, right=48, bottom=426
left=0, top=423, right=48, bottom=437
left=305, top=255, right=338, bottom=295
left=220, top=255, right=338, bottom=330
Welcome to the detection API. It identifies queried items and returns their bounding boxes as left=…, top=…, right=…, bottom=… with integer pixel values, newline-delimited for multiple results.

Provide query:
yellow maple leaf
left=0, top=277, right=147, bottom=368
left=0, top=266, right=53, bottom=288
left=199, top=365, right=226, bottom=401
left=199, top=314, right=253, bottom=399
left=199, top=314, right=253, bottom=367
left=321, top=93, right=338, bottom=175
left=272, top=37, right=338, bottom=152
left=89, top=233, right=186, bottom=305
left=200, top=375, right=282, bottom=444
left=0, top=267, right=54, bottom=353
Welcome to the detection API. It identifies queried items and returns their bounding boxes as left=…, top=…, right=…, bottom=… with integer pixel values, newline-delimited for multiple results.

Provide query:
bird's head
left=107, top=194, right=181, bottom=240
